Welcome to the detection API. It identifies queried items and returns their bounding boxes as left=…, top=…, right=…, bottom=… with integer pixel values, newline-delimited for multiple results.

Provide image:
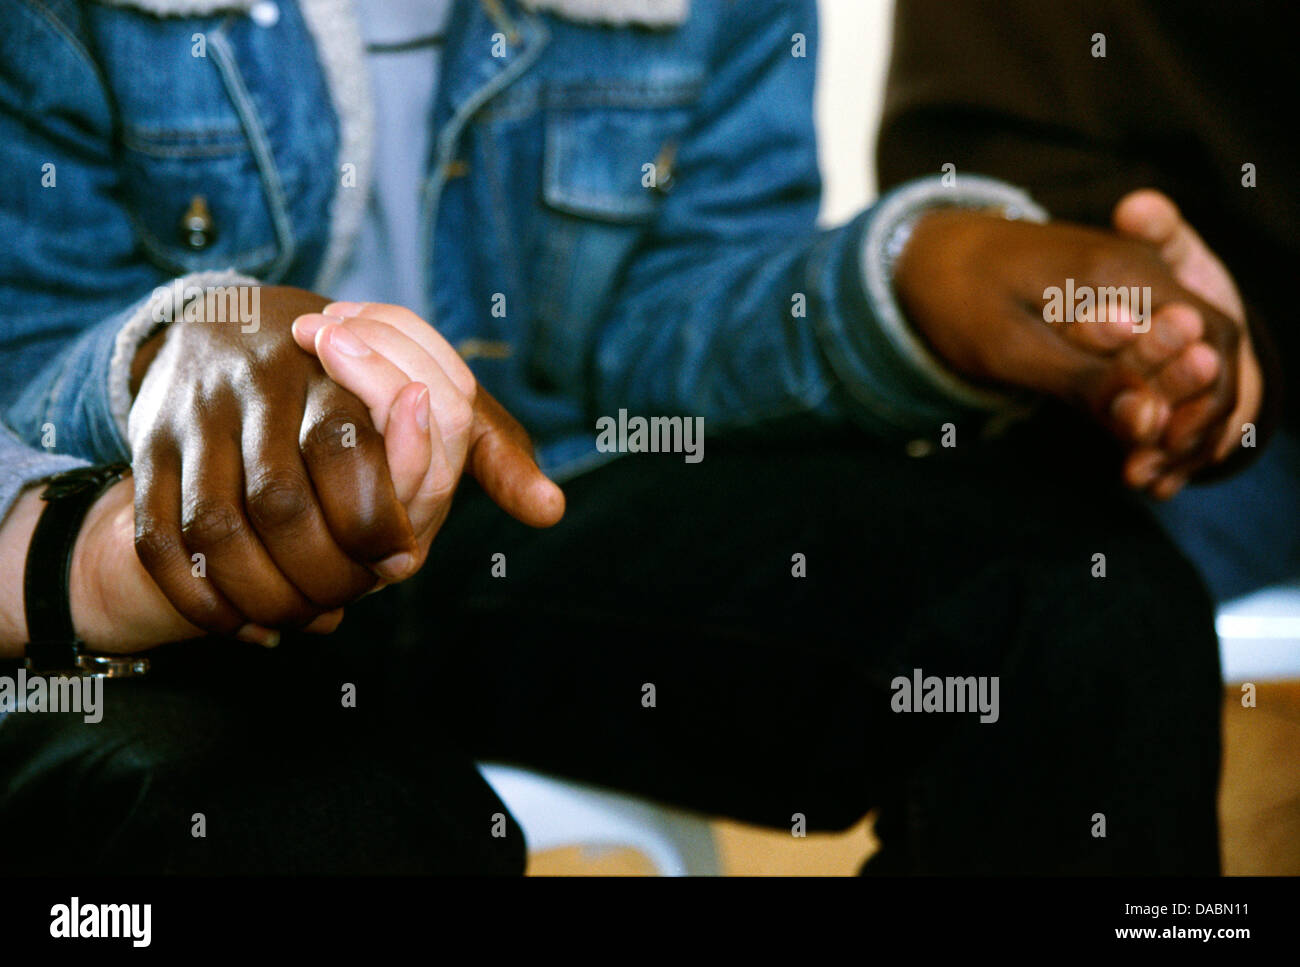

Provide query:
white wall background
left=814, top=0, right=893, bottom=226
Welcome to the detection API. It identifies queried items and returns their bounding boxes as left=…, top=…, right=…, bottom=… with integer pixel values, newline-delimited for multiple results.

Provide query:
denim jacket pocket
left=120, top=124, right=286, bottom=278
left=531, top=82, right=698, bottom=394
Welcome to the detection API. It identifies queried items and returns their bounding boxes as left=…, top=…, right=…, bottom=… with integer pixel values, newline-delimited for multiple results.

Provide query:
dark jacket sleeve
left=876, top=0, right=1290, bottom=475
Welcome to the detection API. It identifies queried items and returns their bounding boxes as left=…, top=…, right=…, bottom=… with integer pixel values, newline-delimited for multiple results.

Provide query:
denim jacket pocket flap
left=542, top=84, right=697, bottom=223
left=120, top=125, right=285, bottom=277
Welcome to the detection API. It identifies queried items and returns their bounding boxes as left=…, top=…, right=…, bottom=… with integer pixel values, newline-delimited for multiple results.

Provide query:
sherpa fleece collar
left=520, top=0, right=687, bottom=27
left=97, top=0, right=689, bottom=28
left=94, top=0, right=257, bottom=14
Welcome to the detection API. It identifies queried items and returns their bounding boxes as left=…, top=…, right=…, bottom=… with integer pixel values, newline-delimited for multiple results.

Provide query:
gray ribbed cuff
left=0, top=428, right=88, bottom=529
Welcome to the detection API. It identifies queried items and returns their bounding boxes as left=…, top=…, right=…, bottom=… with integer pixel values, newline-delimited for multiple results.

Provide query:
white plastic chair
left=1216, top=580, right=1300, bottom=681
left=478, top=763, right=720, bottom=876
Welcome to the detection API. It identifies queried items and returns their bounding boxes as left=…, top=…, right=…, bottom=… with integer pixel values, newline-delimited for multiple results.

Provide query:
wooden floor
left=527, top=681, right=1300, bottom=876
left=1221, top=680, right=1300, bottom=874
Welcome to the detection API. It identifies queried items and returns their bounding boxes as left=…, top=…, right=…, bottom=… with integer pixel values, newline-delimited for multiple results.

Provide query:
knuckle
left=427, top=464, right=458, bottom=504
left=1084, top=246, right=1130, bottom=285
left=246, top=469, right=313, bottom=531
left=133, top=521, right=183, bottom=570
left=451, top=360, right=478, bottom=398
left=443, top=396, right=475, bottom=441
left=1134, top=336, right=1167, bottom=366
left=181, top=499, right=246, bottom=551
left=302, top=411, right=377, bottom=458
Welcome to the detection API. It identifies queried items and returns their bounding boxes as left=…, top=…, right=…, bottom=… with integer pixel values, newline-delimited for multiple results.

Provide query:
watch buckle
left=24, top=653, right=151, bottom=679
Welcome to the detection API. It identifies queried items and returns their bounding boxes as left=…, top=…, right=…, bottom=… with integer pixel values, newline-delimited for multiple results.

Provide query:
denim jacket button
left=250, top=1, right=280, bottom=28
left=650, top=140, right=678, bottom=196
left=179, top=195, right=216, bottom=250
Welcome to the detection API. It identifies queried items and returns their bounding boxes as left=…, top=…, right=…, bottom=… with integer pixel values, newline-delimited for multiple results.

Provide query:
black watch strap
left=23, top=463, right=147, bottom=677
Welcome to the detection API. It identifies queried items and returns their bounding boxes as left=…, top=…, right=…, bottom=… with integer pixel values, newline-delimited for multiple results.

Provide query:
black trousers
left=0, top=423, right=1222, bottom=874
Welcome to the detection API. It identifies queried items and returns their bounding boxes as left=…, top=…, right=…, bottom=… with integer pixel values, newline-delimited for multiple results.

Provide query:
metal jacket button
left=651, top=140, right=678, bottom=195
left=250, top=1, right=280, bottom=28
left=180, top=195, right=215, bottom=250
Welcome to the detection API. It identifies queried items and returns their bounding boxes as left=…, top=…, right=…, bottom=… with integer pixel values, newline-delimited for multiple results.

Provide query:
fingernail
left=293, top=313, right=341, bottom=340
left=324, top=301, right=365, bottom=318
left=329, top=325, right=371, bottom=357
left=236, top=624, right=281, bottom=648
left=374, top=551, right=415, bottom=581
left=414, top=387, right=430, bottom=431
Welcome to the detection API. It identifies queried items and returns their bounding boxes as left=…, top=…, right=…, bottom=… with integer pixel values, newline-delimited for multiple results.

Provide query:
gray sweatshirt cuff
left=0, top=425, right=88, bottom=529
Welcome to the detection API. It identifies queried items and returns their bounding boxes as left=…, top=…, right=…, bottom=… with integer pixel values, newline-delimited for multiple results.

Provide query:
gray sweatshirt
left=0, top=423, right=87, bottom=534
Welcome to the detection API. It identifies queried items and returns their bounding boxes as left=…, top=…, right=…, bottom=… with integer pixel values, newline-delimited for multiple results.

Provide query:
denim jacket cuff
left=860, top=174, right=1049, bottom=423
left=108, top=270, right=260, bottom=447
left=5, top=305, right=135, bottom=465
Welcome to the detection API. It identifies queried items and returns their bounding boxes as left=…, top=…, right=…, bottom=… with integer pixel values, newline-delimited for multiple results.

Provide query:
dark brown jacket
left=878, top=0, right=1295, bottom=432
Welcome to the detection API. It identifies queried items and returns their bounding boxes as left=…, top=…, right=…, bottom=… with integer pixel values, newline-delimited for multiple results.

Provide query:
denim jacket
left=0, top=0, right=1042, bottom=481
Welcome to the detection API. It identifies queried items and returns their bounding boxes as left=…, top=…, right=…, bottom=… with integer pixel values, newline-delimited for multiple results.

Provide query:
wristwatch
left=23, top=463, right=150, bottom=678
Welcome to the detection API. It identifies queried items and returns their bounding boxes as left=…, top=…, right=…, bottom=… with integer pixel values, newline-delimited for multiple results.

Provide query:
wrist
left=68, top=479, right=133, bottom=649
left=875, top=207, right=1024, bottom=413
left=1, top=479, right=136, bottom=657
left=68, top=477, right=192, bottom=652
left=0, top=489, right=46, bottom=656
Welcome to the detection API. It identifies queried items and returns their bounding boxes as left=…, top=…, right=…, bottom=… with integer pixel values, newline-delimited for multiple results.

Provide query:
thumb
left=1113, top=188, right=1244, bottom=322
left=1112, top=189, right=1195, bottom=260
left=466, top=388, right=566, bottom=528
left=1112, top=189, right=1214, bottom=282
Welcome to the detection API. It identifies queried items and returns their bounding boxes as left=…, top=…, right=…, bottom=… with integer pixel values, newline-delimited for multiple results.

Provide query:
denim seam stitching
left=206, top=21, right=297, bottom=280
left=17, top=0, right=101, bottom=82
